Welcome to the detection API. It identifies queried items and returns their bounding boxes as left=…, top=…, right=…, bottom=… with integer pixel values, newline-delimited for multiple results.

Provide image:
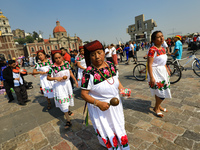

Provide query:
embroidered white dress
left=81, top=62, right=129, bottom=150
left=34, top=60, right=54, bottom=98
left=48, top=61, right=74, bottom=112
left=147, top=46, right=171, bottom=98
left=76, top=55, right=87, bottom=87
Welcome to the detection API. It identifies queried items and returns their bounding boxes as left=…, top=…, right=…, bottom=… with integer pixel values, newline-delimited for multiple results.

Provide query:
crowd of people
left=0, top=31, right=185, bottom=149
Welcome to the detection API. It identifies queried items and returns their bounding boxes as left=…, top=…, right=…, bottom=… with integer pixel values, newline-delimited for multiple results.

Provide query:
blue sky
left=1, top=0, right=200, bottom=45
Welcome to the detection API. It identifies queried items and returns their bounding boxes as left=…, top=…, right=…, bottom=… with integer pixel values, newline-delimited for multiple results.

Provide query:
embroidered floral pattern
left=81, top=61, right=117, bottom=88
left=43, top=88, right=53, bottom=93
left=148, top=46, right=166, bottom=57
left=34, top=59, right=52, bottom=69
left=48, top=61, right=70, bottom=75
left=95, top=129, right=101, bottom=137
left=76, top=55, right=85, bottom=61
left=54, top=94, right=73, bottom=104
left=149, top=80, right=170, bottom=90
left=121, top=135, right=128, bottom=148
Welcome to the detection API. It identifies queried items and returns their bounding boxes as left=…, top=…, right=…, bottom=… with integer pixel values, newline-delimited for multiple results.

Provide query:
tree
left=15, top=38, right=26, bottom=44
left=32, top=31, right=39, bottom=40
left=25, top=36, right=34, bottom=43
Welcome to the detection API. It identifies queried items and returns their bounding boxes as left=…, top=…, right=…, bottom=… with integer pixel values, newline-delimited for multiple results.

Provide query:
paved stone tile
left=34, top=139, right=49, bottom=150
left=84, top=138, right=107, bottom=150
left=132, top=111, right=153, bottom=122
left=193, top=142, right=200, bottom=150
left=52, top=140, right=71, bottom=150
left=40, top=123, right=56, bottom=137
left=150, top=118, right=165, bottom=127
left=133, top=129, right=158, bottom=143
left=162, top=115, right=181, bottom=125
left=76, top=129, right=93, bottom=141
left=40, top=145, right=53, bottom=150
left=147, top=144, right=163, bottom=150
left=29, top=127, right=45, bottom=143
left=194, top=125, right=200, bottom=133
left=153, top=137, right=184, bottom=150
left=127, top=133, right=144, bottom=148
left=125, top=122, right=139, bottom=133
left=46, top=131, right=63, bottom=147
left=148, top=126, right=177, bottom=142
left=135, top=120, right=152, bottom=130
left=137, top=141, right=151, bottom=150
left=182, top=130, right=200, bottom=141
left=174, top=136, right=194, bottom=149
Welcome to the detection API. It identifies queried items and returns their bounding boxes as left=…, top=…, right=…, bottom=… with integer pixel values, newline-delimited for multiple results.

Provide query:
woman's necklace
left=92, top=62, right=114, bottom=85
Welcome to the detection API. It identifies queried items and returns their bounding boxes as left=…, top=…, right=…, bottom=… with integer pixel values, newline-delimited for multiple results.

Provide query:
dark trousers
left=13, top=84, right=28, bottom=103
left=106, top=57, right=113, bottom=63
left=3, top=81, right=14, bottom=101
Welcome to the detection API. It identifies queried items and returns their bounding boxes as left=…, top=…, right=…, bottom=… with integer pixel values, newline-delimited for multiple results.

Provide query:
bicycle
left=167, top=50, right=200, bottom=77
left=133, top=58, right=182, bottom=84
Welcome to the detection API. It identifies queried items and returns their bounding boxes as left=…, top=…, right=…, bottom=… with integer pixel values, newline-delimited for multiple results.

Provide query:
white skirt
left=87, top=96, right=130, bottom=150
left=77, top=68, right=84, bottom=87
left=53, top=80, right=74, bottom=112
left=148, top=65, right=171, bottom=98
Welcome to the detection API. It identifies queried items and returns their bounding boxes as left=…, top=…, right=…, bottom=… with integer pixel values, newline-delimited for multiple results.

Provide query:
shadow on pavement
left=57, top=119, right=107, bottom=150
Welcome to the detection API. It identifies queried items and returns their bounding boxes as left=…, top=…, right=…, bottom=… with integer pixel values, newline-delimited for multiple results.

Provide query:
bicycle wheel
left=133, top=64, right=146, bottom=81
left=192, top=59, right=200, bottom=77
left=166, top=63, right=182, bottom=84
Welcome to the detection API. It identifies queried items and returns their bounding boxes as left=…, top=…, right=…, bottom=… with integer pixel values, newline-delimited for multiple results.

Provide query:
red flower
left=102, top=138, right=107, bottom=145
left=96, top=129, right=100, bottom=136
left=121, top=135, right=128, bottom=145
left=112, top=136, right=118, bottom=147
left=157, top=81, right=164, bottom=89
left=106, top=139, right=112, bottom=148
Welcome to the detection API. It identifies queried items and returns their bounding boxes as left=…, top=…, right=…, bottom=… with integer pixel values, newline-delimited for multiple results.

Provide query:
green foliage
left=15, top=38, right=26, bottom=44
left=32, top=31, right=39, bottom=40
left=25, top=36, right=34, bottom=43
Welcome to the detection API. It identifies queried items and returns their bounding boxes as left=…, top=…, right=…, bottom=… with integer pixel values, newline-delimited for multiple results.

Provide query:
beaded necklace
left=92, top=62, right=114, bottom=85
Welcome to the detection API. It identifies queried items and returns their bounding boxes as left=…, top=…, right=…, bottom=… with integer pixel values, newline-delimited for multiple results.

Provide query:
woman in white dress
left=47, top=50, right=78, bottom=128
left=33, top=50, right=54, bottom=109
left=76, top=47, right=87, bottom=87
left=81, top=40, right=130, bottom=150
left=147, top=31, right=171, bottom=117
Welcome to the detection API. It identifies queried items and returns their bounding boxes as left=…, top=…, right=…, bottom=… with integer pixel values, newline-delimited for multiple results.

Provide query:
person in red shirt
left=61, top=47, right=75, bottom=89
left=61, top=47, right=71, bottom=63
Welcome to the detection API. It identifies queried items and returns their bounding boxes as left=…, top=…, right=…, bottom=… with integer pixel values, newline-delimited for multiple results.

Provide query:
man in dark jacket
left=3, top=60, right=28, bottom=105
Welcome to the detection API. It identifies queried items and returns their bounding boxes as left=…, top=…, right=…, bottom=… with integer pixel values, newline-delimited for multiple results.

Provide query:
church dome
left=53, top=21, right=66, bottom=33
left=0, top=11, right=7, bottom=18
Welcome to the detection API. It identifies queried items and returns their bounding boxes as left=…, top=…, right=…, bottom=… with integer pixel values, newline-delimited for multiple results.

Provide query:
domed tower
left=53, top=21, right=67, bottom=38
left=0, top=11, right=12, bottom=36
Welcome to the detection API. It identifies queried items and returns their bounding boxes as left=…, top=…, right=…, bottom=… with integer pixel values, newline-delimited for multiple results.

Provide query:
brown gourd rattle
left=63, top=76, right=68, bottom=80
left=109, top=97, right=119, bottom=106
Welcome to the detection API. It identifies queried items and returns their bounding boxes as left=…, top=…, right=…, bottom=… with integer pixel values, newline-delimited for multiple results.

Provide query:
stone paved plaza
left=0, top=46, right=200, bottom=150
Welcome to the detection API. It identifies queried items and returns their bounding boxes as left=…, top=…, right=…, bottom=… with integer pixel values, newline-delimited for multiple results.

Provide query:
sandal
left=153, top=108, right=164, bottom=118
left=156, top=112, right=164, bottom=118
left=65, top=121, right=72, bottom=129
left=68, top=111, right=74, bottom=116
left=161, top=108, right=168, bottom=112
left=47, top=103, right=51, bottom=110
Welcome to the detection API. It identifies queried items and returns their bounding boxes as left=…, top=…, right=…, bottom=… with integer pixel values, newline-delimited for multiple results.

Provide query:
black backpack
left=136, top=46, right=139, bottom=51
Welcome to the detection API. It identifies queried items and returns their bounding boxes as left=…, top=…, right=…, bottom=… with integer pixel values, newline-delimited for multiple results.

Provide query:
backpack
left=136, top=46, right=139, bottom=51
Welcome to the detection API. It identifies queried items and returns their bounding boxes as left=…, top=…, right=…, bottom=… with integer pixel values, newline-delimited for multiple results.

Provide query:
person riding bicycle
left=170, top=35, right=182, bottom=60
